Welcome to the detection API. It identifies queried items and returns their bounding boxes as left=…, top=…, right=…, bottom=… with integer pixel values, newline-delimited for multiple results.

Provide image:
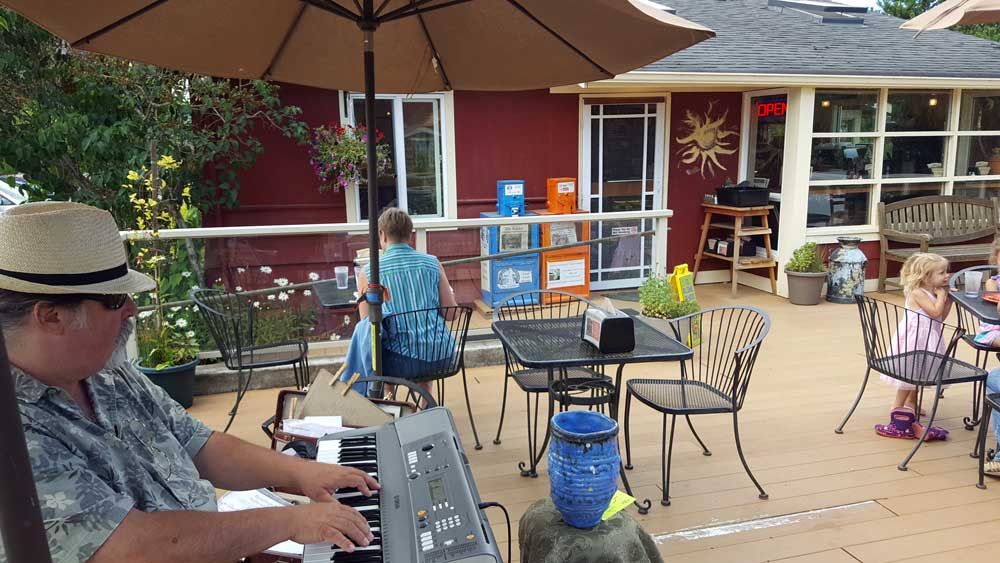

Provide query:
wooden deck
left=189, top=284, right=1000, bottom=563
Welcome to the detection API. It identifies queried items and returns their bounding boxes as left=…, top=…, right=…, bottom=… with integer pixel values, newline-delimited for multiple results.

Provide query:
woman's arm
left=439, top=264, right=458, bottom=308
left=357, top=268, right=369, bottom=319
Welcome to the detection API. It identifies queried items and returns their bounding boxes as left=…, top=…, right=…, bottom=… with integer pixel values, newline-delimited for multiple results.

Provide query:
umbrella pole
left=362, top=8, right=383, bottom=382
left=0, top=329, right=52, bottom=562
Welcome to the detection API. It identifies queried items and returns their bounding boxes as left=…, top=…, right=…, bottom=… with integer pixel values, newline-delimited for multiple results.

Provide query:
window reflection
left=879, top=182, right=943, bottom=204
left=886, top=91, right=949, bottom=132
left=953, top=180, right=1000, bottom=199
left=813, top=90, right=878, bottom=133
left=959, top=91, right=1000, bottom=131
left=807, top=185, right=870, bottom=227
left=810, top=138, right=874, bottom=180
left=956, top=135, right=1000, bottom=177
left=882, top=137, right=947, bottom=178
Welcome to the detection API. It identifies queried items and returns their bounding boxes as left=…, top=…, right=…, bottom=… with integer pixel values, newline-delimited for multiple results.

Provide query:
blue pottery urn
left=548, top=410, right=620, bottom=529
left=827, top=236, right=868, bottom=304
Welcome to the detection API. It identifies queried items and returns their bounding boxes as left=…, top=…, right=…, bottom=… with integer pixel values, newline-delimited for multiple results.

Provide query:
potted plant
left=308, top=123, right=393, bottom=192
left=989, top=147, right=1000, bottom=175
left=784, top=242, right=827, bottom=305
left=638, top=275, right=701, bottom=343
left=126, top=156, right=203, bottom=407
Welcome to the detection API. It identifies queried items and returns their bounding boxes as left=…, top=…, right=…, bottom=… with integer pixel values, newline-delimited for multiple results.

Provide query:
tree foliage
left=879, top=0, right=1000, bottom=42
left=0, top=9, right=308, bottom=226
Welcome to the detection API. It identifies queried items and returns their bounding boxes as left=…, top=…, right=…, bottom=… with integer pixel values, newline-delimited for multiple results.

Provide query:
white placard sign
left=557, top=181, right=575, bottom=193
left=547, top=258, right=586, bottom=289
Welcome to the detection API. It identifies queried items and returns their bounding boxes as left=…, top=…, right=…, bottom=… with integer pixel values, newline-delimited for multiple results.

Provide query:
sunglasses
left=46, top=293, right=130, bottom=311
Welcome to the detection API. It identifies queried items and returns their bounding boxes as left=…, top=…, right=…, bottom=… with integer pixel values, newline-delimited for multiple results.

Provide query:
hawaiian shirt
left=2, top=362, right=217, bottom=563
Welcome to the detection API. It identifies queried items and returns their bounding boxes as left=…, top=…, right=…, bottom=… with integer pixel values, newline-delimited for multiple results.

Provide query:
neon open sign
left=756, top=101, right=787, bottom=118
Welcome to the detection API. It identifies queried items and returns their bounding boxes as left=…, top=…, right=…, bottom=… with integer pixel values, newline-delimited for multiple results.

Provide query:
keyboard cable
left=478, top=501, right=512, bottom=563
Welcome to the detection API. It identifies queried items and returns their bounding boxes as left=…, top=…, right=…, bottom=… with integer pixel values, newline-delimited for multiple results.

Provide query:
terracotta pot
left=990, top=157, right=1000, bottom=175
left=786, top=271, right=827, bottom=306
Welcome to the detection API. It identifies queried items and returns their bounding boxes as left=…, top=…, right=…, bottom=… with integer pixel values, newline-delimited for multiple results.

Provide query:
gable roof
left=638, top=0, right=1000, bottom=79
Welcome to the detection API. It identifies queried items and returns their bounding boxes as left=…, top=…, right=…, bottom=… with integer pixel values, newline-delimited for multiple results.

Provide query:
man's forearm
left=194, top=431, right=306, bottom=491
left=90, top=507, right=299, bottom=563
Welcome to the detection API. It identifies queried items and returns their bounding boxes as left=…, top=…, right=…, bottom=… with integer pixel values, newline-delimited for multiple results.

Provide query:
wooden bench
left=878, top=195, right=998, bottom=292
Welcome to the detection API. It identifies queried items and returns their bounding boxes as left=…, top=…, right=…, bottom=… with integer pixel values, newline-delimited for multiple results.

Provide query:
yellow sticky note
left=601, top=490, right=636, bottom=521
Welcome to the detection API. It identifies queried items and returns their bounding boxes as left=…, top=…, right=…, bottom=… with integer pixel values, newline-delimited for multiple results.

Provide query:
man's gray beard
left=105, top=319, right=135, bottom=370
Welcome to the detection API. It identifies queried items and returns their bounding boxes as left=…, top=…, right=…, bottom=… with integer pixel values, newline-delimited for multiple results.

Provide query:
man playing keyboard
left=0, top=202, right=379, bottom=563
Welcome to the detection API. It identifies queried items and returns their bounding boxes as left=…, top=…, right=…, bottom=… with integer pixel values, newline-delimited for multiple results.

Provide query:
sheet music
left=217, top=489, right=304, bottom=557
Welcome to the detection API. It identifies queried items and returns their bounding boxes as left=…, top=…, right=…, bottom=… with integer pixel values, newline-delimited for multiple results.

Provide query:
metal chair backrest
left=380, top=306, right=472, bottom=381
left=949, top=265, right=999, bottom=339
left=191, top=288, right=252, bottom=370
left=492, top=289, right=595, bottom=375
left=665, top=305, right=770, bottom=410
left=855, top=294, right=965, bottom=385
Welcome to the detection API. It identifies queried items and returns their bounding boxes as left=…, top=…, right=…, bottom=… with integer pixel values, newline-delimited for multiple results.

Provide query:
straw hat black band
left=0, top=263, right=129, bottom=286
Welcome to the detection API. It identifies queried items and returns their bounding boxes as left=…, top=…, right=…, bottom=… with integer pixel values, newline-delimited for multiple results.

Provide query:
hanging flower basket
left=309, top=123, right=392, bottom=193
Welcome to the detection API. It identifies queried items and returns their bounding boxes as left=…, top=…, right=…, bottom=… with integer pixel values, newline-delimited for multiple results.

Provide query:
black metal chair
left=836, top=295, right=987, bottom=470
left=949, top=266, right=998, bottom=438
left=977, top=391, right=1000, bottom=489
left=192, top=289, right=310, bottom=433
left=380, top=305, right=481, bottom=449
left=623, top=306, right=770, bottom=506
left=491, top=290, right=608, bottom=457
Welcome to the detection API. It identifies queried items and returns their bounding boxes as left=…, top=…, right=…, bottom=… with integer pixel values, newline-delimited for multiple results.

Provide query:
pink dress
left=880, top=288, right=946, bottom=391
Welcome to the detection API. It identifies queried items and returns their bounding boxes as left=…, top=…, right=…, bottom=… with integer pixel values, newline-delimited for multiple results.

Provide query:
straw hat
left=0, top=201, right=155, bottom=295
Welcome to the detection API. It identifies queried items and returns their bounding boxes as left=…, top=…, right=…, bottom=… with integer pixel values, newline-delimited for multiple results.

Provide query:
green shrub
left=784, top=242, right=826, bottom=273
left=638, top=275, right=700, bottom=319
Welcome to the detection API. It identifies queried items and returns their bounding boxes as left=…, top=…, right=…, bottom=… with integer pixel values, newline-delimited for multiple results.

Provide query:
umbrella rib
left=375, top=0, right=395, bottom=17
left=263, top=3, right=309, bottom=80
left=381, top=0, right=475, bottom=22
left=303, top=0, right=363, bottom=21
left=71, top=0, right=171, bottom=47
left=504, top=0, right=614, bottom=78
left=411, top=0, right=453, bottom=90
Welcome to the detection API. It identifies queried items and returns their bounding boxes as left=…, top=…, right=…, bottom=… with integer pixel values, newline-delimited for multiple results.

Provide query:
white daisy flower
left=303, top=290, right=312, bottom=296
left=191, top=285, right=200, bottom=291
left=260, top=266, right=272, bottom=274
left=278, top=292, right=289, bottom=301
left=181, top=271, right=191, bottom=278
left=235, top=286, right=243, bottom=292
left=237, top=267, right=246, bottom=274
left=288, top=289, right=295, bottom=294
left=267, top=294, right=276, bottom=301
left=329, top=333, right=341, bottom=341
left=186, top=330, right=195, bottom=338
left=175, top=318, right=188, bottom=328
left=308, top=272, right=320, bottom=281
left=138, top=310, right=154, bottom=319
left=274, top=277, right=289, bottom=287
left=253, top=301, right=261, bottom=308
left=170, top=306, right=181, bottom=312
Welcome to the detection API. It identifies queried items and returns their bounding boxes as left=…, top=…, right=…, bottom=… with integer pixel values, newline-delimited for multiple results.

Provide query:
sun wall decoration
left=675, top=100, right=738, bottom=178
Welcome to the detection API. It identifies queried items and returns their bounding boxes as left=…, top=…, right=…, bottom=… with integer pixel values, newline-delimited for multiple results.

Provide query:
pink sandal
left=875, top=408, right=917, bottom=440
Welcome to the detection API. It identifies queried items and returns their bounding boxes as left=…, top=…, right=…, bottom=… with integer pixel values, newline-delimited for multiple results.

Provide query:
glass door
left=583, top=102, right=665, bottom=290
left=744, top=92, right=787, bottom=250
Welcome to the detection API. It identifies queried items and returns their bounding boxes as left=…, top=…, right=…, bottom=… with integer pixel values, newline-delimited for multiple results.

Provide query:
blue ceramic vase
left=827, top=236, right=868, bottom=304
left=548, top=410, right=620, bottom=529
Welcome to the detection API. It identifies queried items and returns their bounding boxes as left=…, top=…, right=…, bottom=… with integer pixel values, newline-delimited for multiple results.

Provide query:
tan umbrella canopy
left=4, top=0, right=713, bottom=93
left=901, top=0, right=1000, bottom=33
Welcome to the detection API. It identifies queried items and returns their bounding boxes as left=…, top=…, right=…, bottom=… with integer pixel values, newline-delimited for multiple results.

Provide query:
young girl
left=876, top=252, right=952, bottom=441
left=973, top=238, right=1000, bottom=347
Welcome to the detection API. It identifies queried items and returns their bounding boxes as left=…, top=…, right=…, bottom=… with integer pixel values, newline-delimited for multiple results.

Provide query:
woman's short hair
left=378, top=207, right=413, bottom=242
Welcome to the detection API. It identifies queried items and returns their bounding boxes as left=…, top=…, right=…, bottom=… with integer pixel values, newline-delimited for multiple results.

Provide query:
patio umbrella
left=901, top=0, right=1000, bottom=33
left=0, top=1, right=713, bottom=557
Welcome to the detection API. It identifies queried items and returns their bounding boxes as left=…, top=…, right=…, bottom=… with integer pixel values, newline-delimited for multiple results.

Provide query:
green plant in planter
left=638, top=275, right=700, bottom=319
left=784, top=242, right=826, bottom=273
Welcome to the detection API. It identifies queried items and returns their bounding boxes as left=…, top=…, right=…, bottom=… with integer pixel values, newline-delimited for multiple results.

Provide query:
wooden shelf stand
left=693, top=203, right=777, bottom=297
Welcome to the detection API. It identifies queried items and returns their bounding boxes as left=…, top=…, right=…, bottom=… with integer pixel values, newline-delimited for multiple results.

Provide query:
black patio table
left=312, top=278, right=358, bottom=309
left=950, top=290, right=1000, bottom=325
left=491, top=315, right=693, bottom=514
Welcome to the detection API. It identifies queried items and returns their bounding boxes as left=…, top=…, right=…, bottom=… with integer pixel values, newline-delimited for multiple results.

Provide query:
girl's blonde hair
left=899, top=252, right=949, bottom=295
left=990, top=237, right=1000, bottom=265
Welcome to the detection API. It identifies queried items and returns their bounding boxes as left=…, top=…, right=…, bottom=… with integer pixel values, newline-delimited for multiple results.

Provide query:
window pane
left=882, top=136, right=947, bottom=178
left=590, top=118, right=600, bottom=197
left=886, top=91, right=950, bottom=132
left=955, top=135, right=1000, bottom=176
left=603, top=104, right=646, bottom=116
left=807, top=185, right=871, bottom=227
left=402, top=100, right=442, bottom=217
left=953, top=179, right=1000, bottom=199
left=813, top=90, right=878, bottom=133
left=959, top=90, right=1000, bottom=131
left=880, top=182, right=943, bottom=205
left=353, top=98, right=397, bottom=220
left=810, top=137, right=874, bottom=181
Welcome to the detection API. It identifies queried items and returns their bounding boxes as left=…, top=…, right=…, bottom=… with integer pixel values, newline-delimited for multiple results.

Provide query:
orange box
left=537, top=209, right=590, bottom=303
left=546, top=177, right=577, bottom=214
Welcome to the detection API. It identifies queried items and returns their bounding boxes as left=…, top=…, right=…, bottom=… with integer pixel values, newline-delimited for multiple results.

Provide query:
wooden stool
left=693, top=203, right=777, bottom=297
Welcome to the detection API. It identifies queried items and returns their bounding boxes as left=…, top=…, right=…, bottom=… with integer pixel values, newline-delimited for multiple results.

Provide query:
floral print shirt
left=3, top=362, right=216, bottom=563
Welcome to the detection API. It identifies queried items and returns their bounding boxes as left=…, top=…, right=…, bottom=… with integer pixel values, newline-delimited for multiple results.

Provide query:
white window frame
left=344, top=92, right=450, bottom=221
left=806, top=87, right=1000, bottom=236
